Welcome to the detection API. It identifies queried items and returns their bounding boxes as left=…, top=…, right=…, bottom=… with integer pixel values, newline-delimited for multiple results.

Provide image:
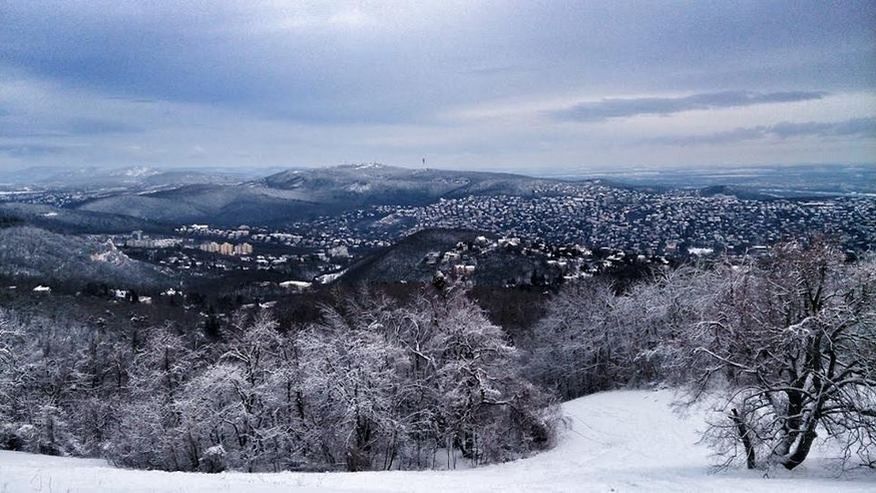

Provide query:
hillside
left=0, top=166, right=257, bottom=189
left=261, top=164, right=557, bottom=205
left=73, top=165, right=561, bottom=227
left=339, top=228, right=565, bottom=287
left=1, top=390, right=871, bottom=492
left=76, top=184, right=323, bottom=225
left=0, top=226, right=172, bottom=289
left=0, top=202, right=164, bottom=234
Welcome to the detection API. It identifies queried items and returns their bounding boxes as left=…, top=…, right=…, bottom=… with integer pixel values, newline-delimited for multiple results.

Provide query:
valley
left=1, top=164, right=873, bottom=306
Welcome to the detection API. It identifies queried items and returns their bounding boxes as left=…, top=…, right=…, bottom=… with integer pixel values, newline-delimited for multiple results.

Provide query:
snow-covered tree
left=2, top=284, right=558, bottom=472
left=107, top=323, right=200, bottom=470
left=678, top=242, right=876, bottom=470
left=299, top=305, right=411, bottom=471
left=427, top=287, right=557, bottom=466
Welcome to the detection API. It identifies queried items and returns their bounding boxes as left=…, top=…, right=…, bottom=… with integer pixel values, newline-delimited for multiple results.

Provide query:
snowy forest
left=1, top=240, right=874, bottom=473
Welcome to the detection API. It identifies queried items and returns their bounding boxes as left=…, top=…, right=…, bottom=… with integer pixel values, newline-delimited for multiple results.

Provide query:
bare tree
left=1, top=286, right=558, bottom=473
left=526, top=268, right=716, bottom=399
left=679, top=242, right=876, bottom=470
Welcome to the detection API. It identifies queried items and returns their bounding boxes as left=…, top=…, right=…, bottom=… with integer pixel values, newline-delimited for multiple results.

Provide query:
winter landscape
left=3, top=390, right=874, bottom=493
left=1, top=2, right=875, bottom=492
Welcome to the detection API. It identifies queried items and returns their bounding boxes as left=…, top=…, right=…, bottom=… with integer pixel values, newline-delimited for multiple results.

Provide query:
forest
left=1, top=240, right=874, bottom=473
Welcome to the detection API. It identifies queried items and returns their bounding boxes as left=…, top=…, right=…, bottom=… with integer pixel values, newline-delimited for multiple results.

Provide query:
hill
left=0, top=165, right=258, bottom=189
left=261, top=164, right=558, bottom=205
left=339, top=228, right=565, bottom=287
left=76, top=184, right=323, bottom=226
left=1, top=389, right=871, bottom=492
left=0, top=202, right=165, bottom=234
left=0, top=226, right=172, bottom=289
left=73, top=165, right=562, bottom=227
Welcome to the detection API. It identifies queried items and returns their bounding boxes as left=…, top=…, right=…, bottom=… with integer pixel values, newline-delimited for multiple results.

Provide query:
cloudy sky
left=1, top=0, right=875, bottom=173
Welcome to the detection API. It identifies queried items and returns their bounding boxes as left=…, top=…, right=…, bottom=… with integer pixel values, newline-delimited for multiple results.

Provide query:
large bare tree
left=680, top=242, right=876, bottom=470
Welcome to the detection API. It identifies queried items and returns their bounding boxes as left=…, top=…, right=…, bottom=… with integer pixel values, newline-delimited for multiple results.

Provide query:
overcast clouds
left=1, top=0, right=874, bottom=172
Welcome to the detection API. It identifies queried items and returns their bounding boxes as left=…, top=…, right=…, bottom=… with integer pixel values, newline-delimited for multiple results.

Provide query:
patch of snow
left=0, top=390, right=872, bottom=492
left=115, top=166, right=159, bottom=178
left=346, top=182, right=372, bottom=193
left=688, top=247, right=714, bottom=256
left=90, top=242, right=134, bottom=265
left=279, top=280, right=312, bottom=291
left=316, top=270, right=346, bottom=284
left=354, top=163, right=384, bottom=170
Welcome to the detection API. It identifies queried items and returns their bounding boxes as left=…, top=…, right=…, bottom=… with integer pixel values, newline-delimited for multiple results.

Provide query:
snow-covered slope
left=0, top=226, right=171, bottom=288
left=1, top=390, right=873, bottom=492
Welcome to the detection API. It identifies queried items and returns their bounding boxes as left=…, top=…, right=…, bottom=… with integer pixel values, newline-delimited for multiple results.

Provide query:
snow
left=346, top=182, right=373, bottom=193
left=0, top=390, right=873, bottom=492
left=688, top=247, right=715, bottom=256
left=279, top=280, right=312, bottom=290
left=116, top=166, right=159, bottom=178
left=90, top=241, right=133, bottom=266
left=316, top=269, right=346, bottom=284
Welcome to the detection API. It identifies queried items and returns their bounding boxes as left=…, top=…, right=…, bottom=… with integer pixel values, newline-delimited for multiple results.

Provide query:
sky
left=1, top=0, right=875, bottom=174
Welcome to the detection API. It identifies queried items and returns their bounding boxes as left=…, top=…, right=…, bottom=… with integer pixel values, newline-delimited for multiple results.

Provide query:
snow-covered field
left=1, top=390, right=873, bottom=492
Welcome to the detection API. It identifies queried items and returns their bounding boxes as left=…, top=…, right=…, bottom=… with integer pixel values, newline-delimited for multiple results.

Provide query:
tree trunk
left=731, top=408, right=756, bottom=469
left=782, top=429, right=818, bottom=470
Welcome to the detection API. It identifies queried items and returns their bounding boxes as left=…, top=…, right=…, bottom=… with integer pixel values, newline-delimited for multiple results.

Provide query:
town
left=61, top=181, right=869, bottom=291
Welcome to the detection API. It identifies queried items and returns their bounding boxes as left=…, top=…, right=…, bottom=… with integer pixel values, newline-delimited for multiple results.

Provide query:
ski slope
left=1, top=390, right=873, bottom=492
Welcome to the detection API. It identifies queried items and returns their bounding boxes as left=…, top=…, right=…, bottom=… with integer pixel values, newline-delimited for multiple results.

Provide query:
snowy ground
left=1, top=390, right=873, bottom=492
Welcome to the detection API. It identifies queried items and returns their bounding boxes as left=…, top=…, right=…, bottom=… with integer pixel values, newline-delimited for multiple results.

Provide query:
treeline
left=1, top=239, right=874, bottom=472
left=0, top=287, right=556, bottom=472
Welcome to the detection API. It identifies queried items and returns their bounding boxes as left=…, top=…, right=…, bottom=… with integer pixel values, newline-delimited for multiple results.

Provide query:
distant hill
left=261, top=164, right=557, bottom=204
left=0, top=202, right=165, bottom=234
left=575, top=164, right=876, bottom=196
left=0, top=166, right=258, bottom=189
left=73, top=164, right=563, bottom=227
left=0, top=226, right=172, bottom=289
left=77, top=193, right=208, bottom=223
left=76, top=184, right=324, bottom=225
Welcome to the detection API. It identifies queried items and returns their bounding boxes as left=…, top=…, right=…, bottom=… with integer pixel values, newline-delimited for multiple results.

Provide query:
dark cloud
left=554, top=91, right=828, bottom=122
left=1, top=2, right=873, bottom=125
left=0, top=1, right=873, bottom=168
left=654, top=118, right=876, bottom=146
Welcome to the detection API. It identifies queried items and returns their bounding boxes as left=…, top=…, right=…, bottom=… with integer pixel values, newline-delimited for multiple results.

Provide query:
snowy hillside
left=1, top=390, right=872, bottom=493
left=0, top=226, right=171, bottom=288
